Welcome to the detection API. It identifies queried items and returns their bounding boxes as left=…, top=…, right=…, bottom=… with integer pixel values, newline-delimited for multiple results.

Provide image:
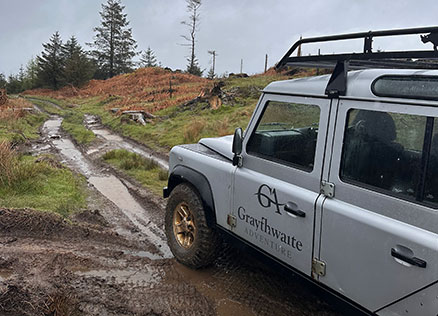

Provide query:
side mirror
left=232, top=127, right=243, bottom=166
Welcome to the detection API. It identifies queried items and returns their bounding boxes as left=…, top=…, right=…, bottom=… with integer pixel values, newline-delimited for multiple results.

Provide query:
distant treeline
left=0, top=0, right=174, bottom=94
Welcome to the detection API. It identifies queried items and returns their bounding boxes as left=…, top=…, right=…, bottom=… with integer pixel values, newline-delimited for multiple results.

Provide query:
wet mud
left=84, top=114, right=168, bottom=169
left=0, top=110, right=342, bottom=315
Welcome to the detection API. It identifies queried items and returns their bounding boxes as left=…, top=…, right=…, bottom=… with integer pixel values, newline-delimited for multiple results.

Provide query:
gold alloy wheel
left=173, top=202, right=197, bottom=248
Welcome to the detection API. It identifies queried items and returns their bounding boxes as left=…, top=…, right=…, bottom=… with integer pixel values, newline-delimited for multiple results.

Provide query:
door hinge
left=320, top=181, right=335, bottom=198
left=227, top=214, right=237, bottom=228
left=312, top=258, right=326, bottom=276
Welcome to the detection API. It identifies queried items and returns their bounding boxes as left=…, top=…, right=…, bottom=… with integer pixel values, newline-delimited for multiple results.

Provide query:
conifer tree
left=89, top=0, right=137, bottom=78
left=6, top=74, right=22, bottom=94
left=23, top=57, right=39, bottom=90
left=140, top=47, right=158, bottom=68
left=63, top=36, right=94, bottom=87
left=37, top=32, right=65, bottom=90
left=0, top=74, right=6, bottom=89
left=181, top=0, right=202, bottom=76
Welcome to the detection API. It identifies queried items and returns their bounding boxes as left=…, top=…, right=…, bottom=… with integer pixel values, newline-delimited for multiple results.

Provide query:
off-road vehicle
left=164, top=27, right=438, bottom=315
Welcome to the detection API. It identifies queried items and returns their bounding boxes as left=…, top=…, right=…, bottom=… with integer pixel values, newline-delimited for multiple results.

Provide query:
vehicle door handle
left=284, top=202, right=306, bottom=218
left=391, top=247, right=427, bottom=268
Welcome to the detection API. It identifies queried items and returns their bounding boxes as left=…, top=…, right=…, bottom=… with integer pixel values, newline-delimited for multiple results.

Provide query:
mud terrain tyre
left=165, top=183, right=220, bottom=269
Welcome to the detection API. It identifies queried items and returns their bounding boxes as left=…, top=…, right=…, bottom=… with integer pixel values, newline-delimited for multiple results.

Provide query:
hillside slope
left=24, top=67, right=315, bottom=153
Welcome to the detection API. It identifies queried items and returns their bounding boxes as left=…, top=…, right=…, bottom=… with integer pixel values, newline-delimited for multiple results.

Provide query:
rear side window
left=247, top=101, right=320, bottom=171
left=340, top=109, right=438, bottom=206
left=372, top=76, right=438, bottom=101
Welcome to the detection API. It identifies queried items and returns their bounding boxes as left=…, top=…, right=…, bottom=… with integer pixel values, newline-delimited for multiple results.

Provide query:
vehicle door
left=231, top=94, right=331, bottom=274
left=319, top=99, right=438, bottom=312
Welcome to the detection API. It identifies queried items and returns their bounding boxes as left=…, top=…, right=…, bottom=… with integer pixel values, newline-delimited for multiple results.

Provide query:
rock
left=49, top=134, right=61, bottom=139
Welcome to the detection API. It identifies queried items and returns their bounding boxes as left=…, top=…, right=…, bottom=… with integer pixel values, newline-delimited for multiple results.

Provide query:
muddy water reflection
left=89, top=175, right=171, bottom=258
left=173, top=263, right=256, bottom=316
left=43, top=118, right=93, bottom=176
left=43, top=117, right=171, bottom=259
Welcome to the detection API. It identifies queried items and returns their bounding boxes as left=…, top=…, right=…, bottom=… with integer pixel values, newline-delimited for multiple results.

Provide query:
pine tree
left=6, top=74, right=22, bottom=94
left=207, top=67, right=215, bottom=80
left=63, top=36, right=94, bottom=87
left=89, top=0, right=137, bottom=78
left=140, top=47, right=158, bottom=68
left=23, top=57, right=39, bottom=90
left=181, top=0, right=202, bottom=76
left=37, top=32, right=65, bottom=90
left=0, top=74, right=6, bottom=89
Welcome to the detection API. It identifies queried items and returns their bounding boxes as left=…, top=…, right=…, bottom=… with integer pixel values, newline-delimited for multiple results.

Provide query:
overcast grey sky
left=1, top=0, right=437, bottom=77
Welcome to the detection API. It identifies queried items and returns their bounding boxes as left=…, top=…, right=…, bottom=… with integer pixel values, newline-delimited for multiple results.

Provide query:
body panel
left=319, top=99, right=438, bottom=312
left=376, top=281, right=438, bottom=316
left=231, top=94, right=331, bottom=274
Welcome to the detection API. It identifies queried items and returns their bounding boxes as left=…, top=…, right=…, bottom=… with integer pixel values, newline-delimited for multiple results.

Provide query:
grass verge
left=61, top=111, right=96, bottom=145
left=0, top=106, right=47, bottom=144
left=0, top=141, right=87, bottom=217
left=102, top=149, right=167, bottom=196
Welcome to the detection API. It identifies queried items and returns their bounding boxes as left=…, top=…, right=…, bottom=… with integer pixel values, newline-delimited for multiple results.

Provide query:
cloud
left=1, top=0, right=437, bottom=76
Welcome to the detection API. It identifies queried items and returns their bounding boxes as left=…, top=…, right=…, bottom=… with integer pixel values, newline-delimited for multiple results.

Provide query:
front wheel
left=165, top=183, right=221, bottom=269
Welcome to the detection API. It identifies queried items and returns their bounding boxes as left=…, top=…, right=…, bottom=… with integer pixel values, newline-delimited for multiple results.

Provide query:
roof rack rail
left=276, top=26, right=438, bottom=70
left=275, top=27, right=438, bottom=97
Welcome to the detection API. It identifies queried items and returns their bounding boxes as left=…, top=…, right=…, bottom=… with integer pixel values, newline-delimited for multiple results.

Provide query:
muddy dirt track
left=0, top=104, right=345, bottom=316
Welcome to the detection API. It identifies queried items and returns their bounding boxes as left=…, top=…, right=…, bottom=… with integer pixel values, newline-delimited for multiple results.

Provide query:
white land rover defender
left=163, top=27, right=438, bottom=315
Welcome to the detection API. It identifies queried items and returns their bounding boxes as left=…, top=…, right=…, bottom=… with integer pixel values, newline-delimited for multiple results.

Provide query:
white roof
left=263, top=69, right=438, bottom=101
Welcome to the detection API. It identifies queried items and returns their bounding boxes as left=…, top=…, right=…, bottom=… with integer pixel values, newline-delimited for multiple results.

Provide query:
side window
left=340, top=109, right=438, bottom=207
left=247, top=101, right=320, bottom=171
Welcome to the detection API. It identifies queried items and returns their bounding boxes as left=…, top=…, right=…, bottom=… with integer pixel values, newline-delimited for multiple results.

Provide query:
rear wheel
left=165, top=183, right=220, bottom=269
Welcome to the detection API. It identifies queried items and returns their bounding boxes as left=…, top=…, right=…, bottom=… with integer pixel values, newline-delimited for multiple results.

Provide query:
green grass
left=0, top=112, right=48, bottom=144
left=28, top=99, right=64, bottom=115
left=102, top=149, right=167, bottom=196
left=61, top=111, right=96, bottom=145
left=26, top=97, right=96, bottom=145
left=25, top=74, right=291, bottom=154
left=0, top=154, right=87, bottom=217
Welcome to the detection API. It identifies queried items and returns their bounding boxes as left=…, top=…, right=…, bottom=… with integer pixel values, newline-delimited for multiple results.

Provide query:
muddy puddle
left=2, top=107, right=342, bottom=316
left=42, top=117, right=94, bottom=176
left=84, top=114, right=169, bottom=169
left=173, top=263, right=256, bottom=316
left=42, top=116, right=171, bottom=258
left=89, top=175, right=171, bottom=258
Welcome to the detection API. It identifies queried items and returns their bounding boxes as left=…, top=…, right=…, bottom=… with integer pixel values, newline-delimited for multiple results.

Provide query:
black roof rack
left=275, top=27, right=438, bottom=97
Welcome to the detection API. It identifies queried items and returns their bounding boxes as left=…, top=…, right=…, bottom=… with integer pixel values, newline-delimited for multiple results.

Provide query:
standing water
left=42, top=116, right=171, bottom=258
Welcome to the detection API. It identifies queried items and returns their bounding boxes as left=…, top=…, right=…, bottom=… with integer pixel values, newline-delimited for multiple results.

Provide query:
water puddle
left=75, top=267, right=161, bottom=286
left=89, top=175, right=171, bottom=258
left=173, top=263, right=255, bottom=316
left=42, top=116, right=171, bottom=259
left=84, top=114, right=168, bottom=169
left=42, top=117, right=94, bottom=177
left=122, top=249, right=163, bottom=260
